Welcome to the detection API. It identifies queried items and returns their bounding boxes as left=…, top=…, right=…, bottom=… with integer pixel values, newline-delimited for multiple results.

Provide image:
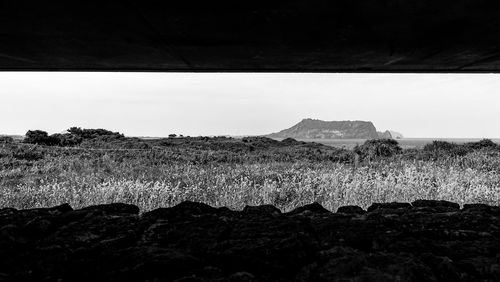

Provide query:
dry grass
left=2, top=144, right=500, bottom=212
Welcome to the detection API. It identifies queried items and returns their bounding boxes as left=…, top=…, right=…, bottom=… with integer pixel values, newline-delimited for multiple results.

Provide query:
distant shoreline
left=3, top=134, right=500, bottom=149
left=269, top=137, right=500, bottom=149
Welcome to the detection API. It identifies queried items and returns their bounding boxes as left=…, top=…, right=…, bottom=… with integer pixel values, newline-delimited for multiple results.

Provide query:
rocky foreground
left=1, top=200, right=500, bottom=282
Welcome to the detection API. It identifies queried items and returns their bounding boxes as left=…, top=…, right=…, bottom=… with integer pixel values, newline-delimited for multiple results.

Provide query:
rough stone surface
left=287, top=202, right=331, bottom=216
left=336, top=205, right=366, bottom=215
left=367, top=202, right=412, bottom=212
left=1, top=201, right=500, bottom=281
left=412, top=200, right=460, bottom=210
left=3, top=1, right=500, bottom=71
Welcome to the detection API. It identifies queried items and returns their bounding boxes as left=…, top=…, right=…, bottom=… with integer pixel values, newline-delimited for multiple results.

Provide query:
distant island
left=377, top=130, right=404, bottom=140
left=267, top=118, right=403, bottom=140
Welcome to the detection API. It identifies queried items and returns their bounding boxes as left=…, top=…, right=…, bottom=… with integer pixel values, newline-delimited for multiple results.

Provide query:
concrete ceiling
left=2, top=0, right=500, bottom=72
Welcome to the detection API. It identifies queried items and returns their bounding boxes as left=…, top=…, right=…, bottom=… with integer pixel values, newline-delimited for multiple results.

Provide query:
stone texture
left=287, top=202, right=331, bottom=215
left=411, top=200, right=460, bottom=210
left=336, top=205, right=366, bottom=215
left=4, top=1, right=500, bottom=72
left=367, top=202, right=412, bottom=212
left=1, top=200, right=500, bottom=281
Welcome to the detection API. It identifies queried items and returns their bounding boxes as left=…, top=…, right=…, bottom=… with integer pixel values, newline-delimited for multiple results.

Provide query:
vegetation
left=23, top=127, right=124, bottom=147
left=354, top=139, right=402, bottom=161
left=0, top=136, right=13, bottom=144
left=24, top=130, right=59, bottom=146
left=1, top=128, right=500, bottom=212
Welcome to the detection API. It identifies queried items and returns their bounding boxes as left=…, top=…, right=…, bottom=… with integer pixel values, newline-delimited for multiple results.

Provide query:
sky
left=0, top=72, right=499, bottom=138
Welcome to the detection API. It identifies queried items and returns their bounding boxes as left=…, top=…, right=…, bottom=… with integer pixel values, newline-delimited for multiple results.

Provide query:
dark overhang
left=2, top=0, right=500, bottom=72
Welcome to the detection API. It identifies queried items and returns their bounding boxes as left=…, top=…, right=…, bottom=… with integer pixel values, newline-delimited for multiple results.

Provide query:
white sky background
left=0, top=72, right=499, bottom=138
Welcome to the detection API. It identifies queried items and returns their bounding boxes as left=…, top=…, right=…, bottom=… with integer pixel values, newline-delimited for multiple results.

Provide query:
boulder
left=0, top=201, right=499, bottom=281
left=367, top=202, right=412, bottom=212
left=411, top=200, right=460, bottom=211
left=336, top=205, right=365, bottom=215
left=287, top=202, right=330, bottom=215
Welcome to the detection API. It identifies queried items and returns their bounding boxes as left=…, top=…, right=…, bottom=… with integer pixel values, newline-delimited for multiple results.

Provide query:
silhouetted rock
left=287, top=202, right=330, bottom=215
left=411, top=200, right=460, bottom=210
left=462, top=203, right=492, bottom=211
left=0, top=208, right=17, bottom=217
left=1, top=201, right=500, bottom=281
left=242, top=204, right=281, bottom=216
left=25, top=203, right=73, bottom=215
left=81, top=203, right=139, bottom=215
left=336, top=205, right=366, bottom=214
left=462, top=204, right=500, bottom=215
left=367, top=202, right=412, bottom=212
left=228, top=272, right=256, bottom=282
left=143, top=201, right=219, bottom=220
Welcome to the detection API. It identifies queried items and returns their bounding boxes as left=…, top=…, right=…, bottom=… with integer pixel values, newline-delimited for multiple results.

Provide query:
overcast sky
left=0, top=72, right=499, bottom=138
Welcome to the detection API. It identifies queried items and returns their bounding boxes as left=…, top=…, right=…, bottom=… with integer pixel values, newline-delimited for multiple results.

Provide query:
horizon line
left=2, top=132, right=500, bottom=140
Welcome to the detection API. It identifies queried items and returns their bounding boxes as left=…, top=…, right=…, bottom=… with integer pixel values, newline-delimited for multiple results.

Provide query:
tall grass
left=2, top=144, right=500, bottom=212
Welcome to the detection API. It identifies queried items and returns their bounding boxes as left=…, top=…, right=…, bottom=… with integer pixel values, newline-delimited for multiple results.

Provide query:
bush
left=465, top=139, right=498, bottom=150
left=354, top=139, right=402, bottom=161
left=424, top=141, right=457, bottom=151
left=24, top=127, right=125, bottom=147
left=281, top=138, right=302, bottom=145
left=242, top=137, right=280, bottom=148
left=0, top=136, right=13, bottom=144
left=12, top=146, right=45, bottom=161
left=50, top=133, right=83, bottom=147
left=24, top=130, right=59, bottom=146
left=67, top=127, right=124, bottom=140
left=423, top=140, right=469, bottom=158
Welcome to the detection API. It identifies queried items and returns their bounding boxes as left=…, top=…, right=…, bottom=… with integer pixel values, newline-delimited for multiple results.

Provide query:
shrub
left=242, top=137, right=280, bottom=148
left=424, top=141, right=457, bottom=151
left=423, top=140, right=469, bottom=157
left=465, top=139, right=498, bottom=150
left=281, top=138, right=302, bottom=145
left=24, top=130, right=59, bottom=146
left=67, top=127, right=124, bottom=140
left=329, top=149, right=354, bottom=163
left=354, top=139, right=402, bottom=161
left=12, top=146, right=44, bottom=161
left=50, top=133, right=83, bottom=147
left=25, top=127, right=126, bottom=147
left=0, top=136, right=13, bottom=144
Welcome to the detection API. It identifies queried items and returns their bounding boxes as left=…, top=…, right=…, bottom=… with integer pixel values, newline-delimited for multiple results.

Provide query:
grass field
left=1, top=136, right=500, bottom=212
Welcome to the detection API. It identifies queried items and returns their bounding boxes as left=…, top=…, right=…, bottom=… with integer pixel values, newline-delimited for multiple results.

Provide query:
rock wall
left=1, top=200, right=500, bottom=281
left=378, top=130, right=404, bottom=139
left=3, top=1, right=500, bottom=71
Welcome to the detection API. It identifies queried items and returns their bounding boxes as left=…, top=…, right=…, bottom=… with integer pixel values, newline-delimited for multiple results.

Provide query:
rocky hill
left=1, top=200, right=499, bottom=281
left=378, top=130, right=404, bottom=139
left=267, top=119, right=381, bottom=139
